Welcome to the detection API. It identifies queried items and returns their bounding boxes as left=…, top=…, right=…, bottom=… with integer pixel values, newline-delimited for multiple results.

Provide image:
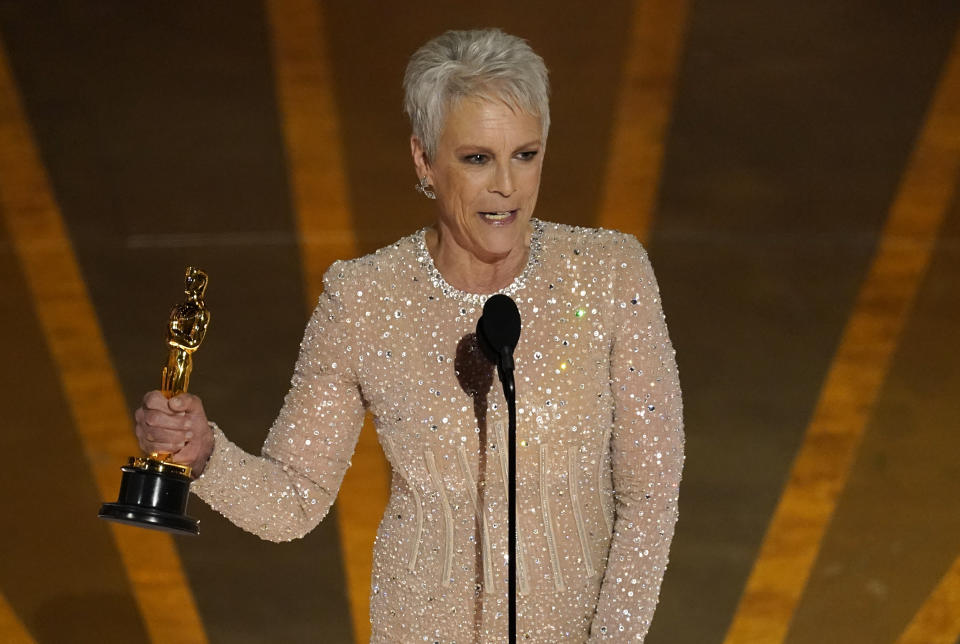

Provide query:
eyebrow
left=454, top=140, right=542, bottom=155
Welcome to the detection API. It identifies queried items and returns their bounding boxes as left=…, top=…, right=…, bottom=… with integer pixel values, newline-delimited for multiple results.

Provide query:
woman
left=136, top=28, right=683, bottom=642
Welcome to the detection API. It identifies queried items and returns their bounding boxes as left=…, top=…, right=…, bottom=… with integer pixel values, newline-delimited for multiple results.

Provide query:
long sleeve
left=588, top=236, right=684, bottom=641
left=191, top=264, right=367, bottom=542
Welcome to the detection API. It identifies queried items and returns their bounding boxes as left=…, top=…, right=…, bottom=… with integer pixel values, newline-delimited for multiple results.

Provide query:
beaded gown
left=192, top=220, right=684, bottom=642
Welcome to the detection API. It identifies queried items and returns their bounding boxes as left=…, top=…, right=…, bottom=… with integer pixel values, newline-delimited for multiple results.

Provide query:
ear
left=410, top=135, right=432, bottom=182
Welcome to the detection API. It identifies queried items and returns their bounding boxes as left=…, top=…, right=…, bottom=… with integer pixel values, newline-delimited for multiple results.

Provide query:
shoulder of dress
left=539, top=220, right=647, bottom=262
left=318, top=231, right=419, bottom=305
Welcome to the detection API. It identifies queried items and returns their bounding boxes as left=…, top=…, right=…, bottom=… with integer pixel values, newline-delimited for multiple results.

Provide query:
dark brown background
left=1, top=1, right=958, bottom=642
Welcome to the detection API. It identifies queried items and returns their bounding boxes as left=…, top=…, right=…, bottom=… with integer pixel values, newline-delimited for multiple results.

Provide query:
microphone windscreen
left=477, top=294, right=521, bottom=363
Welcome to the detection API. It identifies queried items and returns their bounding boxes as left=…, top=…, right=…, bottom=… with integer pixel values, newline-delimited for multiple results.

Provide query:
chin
left=471, top=213, right=529, bottom=257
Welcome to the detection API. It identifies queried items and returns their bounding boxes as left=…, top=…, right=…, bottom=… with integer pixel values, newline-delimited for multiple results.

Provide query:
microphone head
left=476, top=294, right=521, bottom=364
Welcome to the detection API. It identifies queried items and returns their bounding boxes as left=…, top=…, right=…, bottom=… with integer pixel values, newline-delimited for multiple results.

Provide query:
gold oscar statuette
left=98, top=267, right=211, bottom=535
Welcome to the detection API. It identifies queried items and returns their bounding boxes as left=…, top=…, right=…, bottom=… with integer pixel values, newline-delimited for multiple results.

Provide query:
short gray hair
left=403, top=28, right=550, bottom=159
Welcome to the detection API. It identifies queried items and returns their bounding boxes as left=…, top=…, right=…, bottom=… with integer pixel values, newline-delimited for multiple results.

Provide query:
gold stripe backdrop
left=0, top=34, right=209, bottom=644
left=897, top=554, right=960, bottom=644
left=265, top=2, right=388, bottom=641
left=597, top=0, right=690, bottom=243
left=0, top=4, right=956, bottom=642
left=724, top=24, right=960, bottom=644
left=0, top=593, right=35, bottom=644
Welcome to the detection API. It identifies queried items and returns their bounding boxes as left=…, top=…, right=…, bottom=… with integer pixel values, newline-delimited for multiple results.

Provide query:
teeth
left=483, top=210, right=513, bottom=219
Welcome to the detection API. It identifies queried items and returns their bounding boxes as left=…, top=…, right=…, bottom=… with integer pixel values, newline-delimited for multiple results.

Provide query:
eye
left=463, top=153, right=488, bottom=165
left=516, top=150, right=539, bottom=161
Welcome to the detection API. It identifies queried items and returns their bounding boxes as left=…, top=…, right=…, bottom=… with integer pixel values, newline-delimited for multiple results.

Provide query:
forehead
left=440, top=97, right=541, bottom=147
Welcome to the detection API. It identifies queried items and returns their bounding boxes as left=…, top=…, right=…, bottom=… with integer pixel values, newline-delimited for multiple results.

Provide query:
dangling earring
left=415, top=176, right=437, bottom=200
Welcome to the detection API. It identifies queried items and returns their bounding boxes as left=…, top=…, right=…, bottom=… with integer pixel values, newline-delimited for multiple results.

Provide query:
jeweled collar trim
left=415, top=218, right=544, bottom=306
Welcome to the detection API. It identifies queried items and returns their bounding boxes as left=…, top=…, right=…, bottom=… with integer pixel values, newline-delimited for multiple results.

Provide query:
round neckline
left=414, top=218, right=544, bottom=305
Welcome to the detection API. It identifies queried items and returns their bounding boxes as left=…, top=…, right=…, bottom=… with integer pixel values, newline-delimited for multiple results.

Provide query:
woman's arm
left=589, top=236, right=685, bottom=641
left=189, top=265, right=367, bottom=542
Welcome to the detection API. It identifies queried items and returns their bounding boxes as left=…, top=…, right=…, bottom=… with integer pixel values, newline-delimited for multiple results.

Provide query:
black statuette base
left=98, top=462, right=199, bottom=535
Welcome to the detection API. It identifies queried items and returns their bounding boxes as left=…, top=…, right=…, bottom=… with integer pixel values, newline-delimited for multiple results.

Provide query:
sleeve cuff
left=191, top=420, right=227, bottom=492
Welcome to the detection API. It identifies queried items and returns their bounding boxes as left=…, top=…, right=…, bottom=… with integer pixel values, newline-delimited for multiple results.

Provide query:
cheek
left=520, top=165, right=543, bottom=195
left=447, top=173, right=486, bottom=210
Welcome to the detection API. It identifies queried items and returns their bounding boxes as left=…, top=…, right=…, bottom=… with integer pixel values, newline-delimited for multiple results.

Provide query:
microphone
left=476, top=293, right=521, bottom=386
left=476, top=293, right=521, bottom=644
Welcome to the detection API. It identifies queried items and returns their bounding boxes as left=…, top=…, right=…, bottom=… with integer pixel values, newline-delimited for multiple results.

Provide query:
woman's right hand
left=134, top=391, right=215, bottom=478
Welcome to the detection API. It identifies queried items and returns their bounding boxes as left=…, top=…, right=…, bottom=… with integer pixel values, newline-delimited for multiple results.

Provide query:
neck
left=426, top=226, right=531, bottom=295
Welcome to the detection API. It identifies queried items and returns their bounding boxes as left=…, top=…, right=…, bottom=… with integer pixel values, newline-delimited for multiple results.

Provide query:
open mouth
left=479, top=209, right=518, bottom=223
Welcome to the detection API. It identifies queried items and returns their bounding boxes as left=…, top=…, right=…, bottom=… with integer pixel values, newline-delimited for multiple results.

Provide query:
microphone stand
left=477, top=293, right=521, bottom=643
left=497, top=346, right=517, bottom=644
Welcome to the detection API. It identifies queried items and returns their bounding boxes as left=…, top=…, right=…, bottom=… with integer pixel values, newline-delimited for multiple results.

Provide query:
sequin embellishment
left=190, top=222, right=684, bottom=642
left=540, top=444, right=565, bottom=591
left=568, top=447, right=596, bottom=577
left=415, top=218, right=545, bottom=305
left=384, top=435, right=423, bottom=571
left=424, top=448, right=455, bottom=587
left=458, top=445, right=496, bottom=591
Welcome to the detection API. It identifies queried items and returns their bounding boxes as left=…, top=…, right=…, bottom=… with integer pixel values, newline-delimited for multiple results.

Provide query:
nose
left=488, top=160, right=515, bottom=197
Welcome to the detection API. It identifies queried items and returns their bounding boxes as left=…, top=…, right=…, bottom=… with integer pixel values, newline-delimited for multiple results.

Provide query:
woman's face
left=412, top=97, right=544, bottom=264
